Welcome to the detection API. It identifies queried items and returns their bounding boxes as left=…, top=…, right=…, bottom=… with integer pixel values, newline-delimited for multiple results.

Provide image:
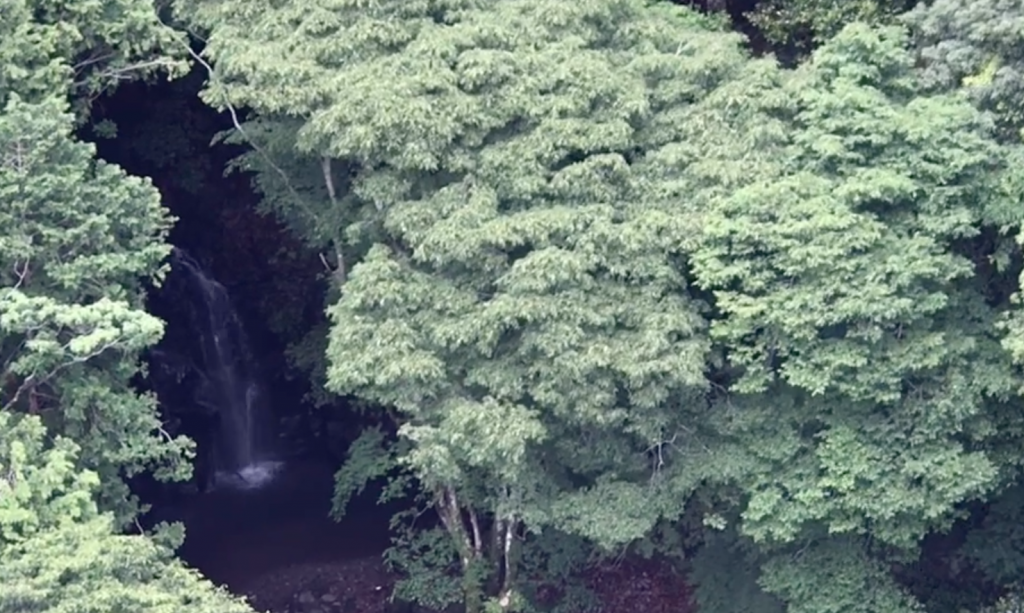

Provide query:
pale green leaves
left=0, top=412, right=255, bottom=613
left=690, top=24, right=1004, bottom=402
left=759, top=537, right=924, bottom=613
left=403, top=398, right=545, bottom=486
left=311, top=1, right=721, bottom=566
left=0, top=94, right=172, bottom=295
left=550, top=480, right=672, bottom=550
left=0, top=413, right=99, bottom=545
left=738, top=420, right=997, bottom=547
left=1, top=293, right=163, bottom=379
left=179, top=2, right=1024, bottom=612
left=0, top=0, right=250, bottom=608
left=1, top=518, right=255, bottom=613
left=672, top=23, right=1017, bottom=611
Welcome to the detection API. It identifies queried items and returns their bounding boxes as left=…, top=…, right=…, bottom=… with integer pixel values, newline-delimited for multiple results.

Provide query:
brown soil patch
left=236, top=555, right=693, bottom=613
left=584, top=557, right=695, bottom=613
left=239, top=556, right=394, bottom=613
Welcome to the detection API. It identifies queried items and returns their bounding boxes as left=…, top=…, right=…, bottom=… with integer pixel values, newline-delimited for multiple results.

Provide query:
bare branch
left=2, top=341, right=122, bottom=412
left=322, top=156, right=338, bottom=202
left=321, top=157, right=348, bottom=286
left=72, top=58, right=179, bottom=89
left=73, top=51, right=117, bottom=74
left=2, top=373, right=37, bottom=414
left=12, top=259, right=29, bottom=290
left=182, top=44, right=325, bottom=247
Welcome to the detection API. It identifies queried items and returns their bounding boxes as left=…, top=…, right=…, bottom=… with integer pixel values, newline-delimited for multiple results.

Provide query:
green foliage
left=978, top=590, right=1024, bottom=613
left=760, top=537, right=924, bottom=613
left=687, top=19, right=1014, bottom=543
left=0, top=0, right=224, bottom=607
left=0, top=411, right=256, bottom=613
left=672, top=21, right=1023, bottom=611
left=689, top=531, right=785, bottom=613
left=0, top=0, right=195, bottom=525
left=285, top=319, right=336, bottom=407
left=384, top=524, right=465, bottom=612
left=516, top=530, right=600, bottom=613
left=903, top=14, right=1024, bottom=603
left=330, top=426, right=400, bottom=521
left=748, top=0, right=913, bottom=53
left=0, top=0, right=189, bottom=117
left=180, top=1, right=743, bottom=609
left=0, top=408, right=98, bottom=541
left=960, top=486, right=1024, bottom=587
left=0, top=91, right=193, bottom=523
left=178, top=0, right=1024, bottom=612
left=757, top=540, right=925, bottom=609
left=904, top=0, right=1024, bottom=142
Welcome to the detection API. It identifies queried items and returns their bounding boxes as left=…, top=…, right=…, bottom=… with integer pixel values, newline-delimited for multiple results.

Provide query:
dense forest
left=4, top=0, right=1024, bottom=612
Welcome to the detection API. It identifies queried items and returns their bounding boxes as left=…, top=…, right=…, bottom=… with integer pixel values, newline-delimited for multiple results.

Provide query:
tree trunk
left=435, top=486, right=484, bottom=613
left=705, top=0, right=727, bottom=13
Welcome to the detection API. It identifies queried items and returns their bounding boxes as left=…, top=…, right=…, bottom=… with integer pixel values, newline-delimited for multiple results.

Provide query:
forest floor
left=237, top=554, right=695, bottom=613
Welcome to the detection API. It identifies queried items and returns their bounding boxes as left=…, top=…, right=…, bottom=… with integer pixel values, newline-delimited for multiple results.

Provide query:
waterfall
left=169, top=248, right=281, bottom=490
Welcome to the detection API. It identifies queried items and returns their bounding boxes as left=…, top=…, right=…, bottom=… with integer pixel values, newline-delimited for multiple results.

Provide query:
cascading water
left=169, top=248, right=282, bottom=490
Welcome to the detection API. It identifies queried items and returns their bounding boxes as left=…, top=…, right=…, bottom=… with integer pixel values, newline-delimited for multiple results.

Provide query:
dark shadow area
left=83, top=63, right=400, bottom=597
left=147, top=460, right=397, bottom=590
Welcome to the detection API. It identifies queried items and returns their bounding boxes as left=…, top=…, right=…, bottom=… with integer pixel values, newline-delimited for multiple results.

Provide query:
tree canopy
left=6, top=0, right=1024, bottom=612
left=177, top=0, right=1024, bottom=611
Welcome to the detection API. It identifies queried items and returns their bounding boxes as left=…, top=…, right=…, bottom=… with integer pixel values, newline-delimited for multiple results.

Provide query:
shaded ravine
left=147, top=250, right=395, bottom=606
left=170, top=248, right=281, bottom=488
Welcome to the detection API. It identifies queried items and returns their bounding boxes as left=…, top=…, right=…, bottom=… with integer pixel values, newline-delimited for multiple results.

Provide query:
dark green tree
left=176, top=0, right=739, bottom=609
left=0, top=0, right=196, bottom=523
left=677, top=21, right=1024, bottom=613
left=904, top=0, right=1024, bottom=142
left=0, top=0, right=257, bottom=609
left=747, top=0, right=915, bottom=54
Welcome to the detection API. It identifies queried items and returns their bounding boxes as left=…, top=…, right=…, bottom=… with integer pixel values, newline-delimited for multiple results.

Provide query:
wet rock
left=297, top=591, right=316, bottom=605
left=320, top=593, right=337, bottom=603
left=341, top=595, right=358, bottom=613
left=384, top=599, right=447, bottom=613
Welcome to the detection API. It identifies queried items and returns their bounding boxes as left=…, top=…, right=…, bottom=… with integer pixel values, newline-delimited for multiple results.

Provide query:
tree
left=675, top=21, right=1024, bottom=613
left=178, top=0, right=744, bottom=609
left=0, top=0, right=194, bottom=523
left=0, top=0, right=189, bottom=120
left=0, top=92, right=194, bottom=523
left=178, top=0, right=1024, bottom=610
left=905, top=2, right=1024, bottom=603
left=0, top=3, right=256, bottom=606
left=904, top=0, right=1024, bottom=143
left=747, top=0, right=915, bottom=55
left=0, top=410, right=256, bottom=613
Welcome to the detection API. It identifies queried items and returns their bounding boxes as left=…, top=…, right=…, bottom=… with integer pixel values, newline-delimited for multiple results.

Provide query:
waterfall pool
left=152, top=459, right=391, bottom=590
left=212, top=459, right=286, bottom=491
